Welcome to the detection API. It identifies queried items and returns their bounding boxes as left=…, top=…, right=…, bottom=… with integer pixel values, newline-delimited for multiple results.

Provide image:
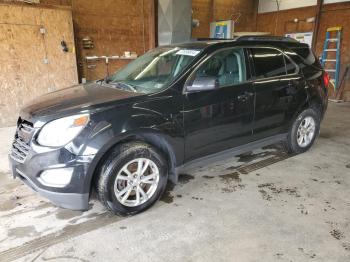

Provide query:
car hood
left=20, top=83, right=141, bottom=123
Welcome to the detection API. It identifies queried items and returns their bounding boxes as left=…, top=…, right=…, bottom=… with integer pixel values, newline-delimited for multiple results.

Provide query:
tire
left=96, top=142, right=168, bottom=216
left=285, top=108, right=320, bottom=154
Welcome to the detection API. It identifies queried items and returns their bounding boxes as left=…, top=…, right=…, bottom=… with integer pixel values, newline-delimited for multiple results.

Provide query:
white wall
left=258, top=0, right=350, bottom=13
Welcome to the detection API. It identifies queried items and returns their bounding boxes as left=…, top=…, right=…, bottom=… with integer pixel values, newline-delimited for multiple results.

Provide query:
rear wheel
left=96, top=142, right=168, bottom=216
left=285, top=108, right=320, bottom=154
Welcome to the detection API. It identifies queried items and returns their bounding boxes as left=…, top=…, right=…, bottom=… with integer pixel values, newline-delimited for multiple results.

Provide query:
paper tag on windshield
left=176, top=49, right=200, bottom=56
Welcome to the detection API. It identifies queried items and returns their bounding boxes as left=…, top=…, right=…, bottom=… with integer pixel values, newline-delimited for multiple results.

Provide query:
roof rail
left=236, top=35, right=298, bottom=43
left=196, top=38, right=235, bottom=41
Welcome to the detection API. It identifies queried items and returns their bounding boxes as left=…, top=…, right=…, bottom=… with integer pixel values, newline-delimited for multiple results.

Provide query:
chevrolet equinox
left=9, top=36, right=328, bottom=216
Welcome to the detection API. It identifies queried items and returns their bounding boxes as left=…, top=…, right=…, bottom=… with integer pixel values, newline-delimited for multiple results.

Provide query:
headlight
left=37, top=114, right=89, bottom=147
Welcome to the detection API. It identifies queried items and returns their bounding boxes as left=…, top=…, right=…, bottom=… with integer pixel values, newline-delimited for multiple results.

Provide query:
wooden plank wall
left=192, top=0, right=258, bottom=38
left=72, top=0, right=154, bottom=82
left=256, top=3, right=350, bottom=101
left=0, top=3, right=78, bottom=127
left=40, top=0, right=155, bottom=82
left=315, top=2, right=350, bottom=101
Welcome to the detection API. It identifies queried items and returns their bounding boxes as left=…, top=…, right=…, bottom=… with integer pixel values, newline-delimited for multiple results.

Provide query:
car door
left=248, top=47, right=302, bottom=140
left=183, top=47, right=255, bottom=161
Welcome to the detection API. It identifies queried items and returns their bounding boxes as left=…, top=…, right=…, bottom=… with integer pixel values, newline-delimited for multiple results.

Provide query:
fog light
left=38, top=168, right=74, bottom=188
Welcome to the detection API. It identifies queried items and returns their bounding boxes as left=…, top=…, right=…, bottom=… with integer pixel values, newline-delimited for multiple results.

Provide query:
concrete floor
left=0, top=102, right=349, bottom=262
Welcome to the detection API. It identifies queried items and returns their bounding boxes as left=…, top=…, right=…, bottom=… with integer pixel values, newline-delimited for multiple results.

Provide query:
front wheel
left=285, top=108, right=320, bottom=154
left=96, top=142, right=168, bottom=216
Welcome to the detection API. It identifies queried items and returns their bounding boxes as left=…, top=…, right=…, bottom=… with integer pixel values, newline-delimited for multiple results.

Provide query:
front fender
left=72, top=107, right=184, bottom=192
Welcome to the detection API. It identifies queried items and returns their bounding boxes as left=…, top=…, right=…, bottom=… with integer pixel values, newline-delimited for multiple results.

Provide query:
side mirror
left=186, top=76, right=218, bottom=92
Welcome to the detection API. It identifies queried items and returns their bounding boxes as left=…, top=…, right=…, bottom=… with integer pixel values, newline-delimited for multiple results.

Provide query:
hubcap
left=114, top=158, right=160, bottom=207
left=297, top=116, right=316, bottom=148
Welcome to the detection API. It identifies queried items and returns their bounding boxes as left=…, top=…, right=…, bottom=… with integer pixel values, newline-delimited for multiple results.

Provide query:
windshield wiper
left=106, top=81, right=138, bottom=93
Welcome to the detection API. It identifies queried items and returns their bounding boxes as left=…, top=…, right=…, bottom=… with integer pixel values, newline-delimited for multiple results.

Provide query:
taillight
left=323, top=72, right=330, bottom=87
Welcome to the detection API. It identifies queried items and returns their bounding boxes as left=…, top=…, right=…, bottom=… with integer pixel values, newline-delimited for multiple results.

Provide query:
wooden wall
left=315, top=2, right=350, bottom=101
left=192, top=0, right=258, bottom=38
left=0, top=3, right=78, bottom=127
left=72, top=0, right=154, bottom=82
left=257, top=3, right=350, bottom=101
left=256, top=6, right=316, bottom=35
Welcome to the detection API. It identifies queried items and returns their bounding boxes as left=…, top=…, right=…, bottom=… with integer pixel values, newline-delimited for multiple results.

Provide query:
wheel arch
left=289, top=89, right=324, bottom=129
left=86, top=130, right=180, bottom=196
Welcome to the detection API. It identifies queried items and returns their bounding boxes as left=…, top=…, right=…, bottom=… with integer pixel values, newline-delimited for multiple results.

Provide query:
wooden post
left=312, top=0, right=323, bottom=51
left=148, top=0, right=157, bottom=49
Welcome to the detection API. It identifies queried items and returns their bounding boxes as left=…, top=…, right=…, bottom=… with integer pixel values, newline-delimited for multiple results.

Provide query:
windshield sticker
left=176, top=49, right=200, bottom=56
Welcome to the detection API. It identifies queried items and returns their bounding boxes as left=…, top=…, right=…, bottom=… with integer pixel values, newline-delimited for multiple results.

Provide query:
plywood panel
left=0, top=24, right=49, bottom=127
left=0, top=4, right=42, bottom=25
left=0, top=4, right=78, bottom=126
left=41, top=8, right=78, bottom=91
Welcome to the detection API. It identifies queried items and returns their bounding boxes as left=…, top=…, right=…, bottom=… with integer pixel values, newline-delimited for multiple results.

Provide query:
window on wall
left=250, top=48, right=286, bottom=79
left=193, top=48, right=248, bottom=87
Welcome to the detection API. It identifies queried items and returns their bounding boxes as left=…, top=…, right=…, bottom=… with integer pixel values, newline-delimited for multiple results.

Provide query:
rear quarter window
left=291, top=47, right=322, bottom=69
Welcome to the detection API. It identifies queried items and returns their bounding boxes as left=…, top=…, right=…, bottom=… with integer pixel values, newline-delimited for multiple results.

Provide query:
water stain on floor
left=236, top=151, right=272, bottom=163
left=160, top=182, right=175, bottom=204
left=159, top=174, right=194, bottom=204
left=342, top=243, right=350, bottom=251
left=178, top=174, right=194, bottom=184
left=0, top=212, right=123, bottom=261
left=298, top=247, right=316, bottom=259
left=2, top=202, right=52, bottom=219
left=330, top=229, right=344, bottom=240
left=219, top=172, right=245, bottom=193
left=202, top=175, right=215, bottom=179
left=319, top=132, right=331, bottom=139
left=219, top=172, right=241, bottom=183
left=7, top=226, right=38, bottom=238
left=0, top=197, right=22, bottom=212
left=258, top=183, right=301, bottom=200
left=55, top=209, right=83, bottom=220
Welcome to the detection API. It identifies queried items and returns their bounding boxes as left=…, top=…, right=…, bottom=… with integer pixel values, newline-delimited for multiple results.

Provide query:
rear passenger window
left=251, top=48, right=286, bottom=79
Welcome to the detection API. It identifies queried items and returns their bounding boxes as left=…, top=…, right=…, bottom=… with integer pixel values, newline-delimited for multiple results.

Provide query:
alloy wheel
left=114, top=158, right=160, bottom=207
left=297, top=116, right=316, bottom=148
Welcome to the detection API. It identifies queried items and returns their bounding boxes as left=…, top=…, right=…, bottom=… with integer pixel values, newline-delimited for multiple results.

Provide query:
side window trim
left=283, top=54, right=300, bottom=76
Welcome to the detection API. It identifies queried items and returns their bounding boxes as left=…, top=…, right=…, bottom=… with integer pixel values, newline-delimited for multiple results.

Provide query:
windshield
left=106, top=47, right=201, bottom=93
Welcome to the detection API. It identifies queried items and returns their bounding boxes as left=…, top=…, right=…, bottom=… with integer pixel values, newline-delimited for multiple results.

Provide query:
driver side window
left=194, top=48, right=247, bottom=87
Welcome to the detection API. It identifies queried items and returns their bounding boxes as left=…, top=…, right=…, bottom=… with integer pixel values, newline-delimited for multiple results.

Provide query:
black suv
left=9, top=36, right=328, bottom=216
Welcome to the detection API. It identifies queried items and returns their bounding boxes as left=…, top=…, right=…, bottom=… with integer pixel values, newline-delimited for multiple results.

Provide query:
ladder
left=321, top=26, right=342, bottom=90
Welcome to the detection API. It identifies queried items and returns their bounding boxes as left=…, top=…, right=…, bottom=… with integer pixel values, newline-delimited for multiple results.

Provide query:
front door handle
left=237, top=91, right=254, bottom=102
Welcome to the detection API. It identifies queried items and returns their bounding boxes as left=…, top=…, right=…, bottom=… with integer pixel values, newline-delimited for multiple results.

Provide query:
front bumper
left=9, top=146, right=94, bottom=210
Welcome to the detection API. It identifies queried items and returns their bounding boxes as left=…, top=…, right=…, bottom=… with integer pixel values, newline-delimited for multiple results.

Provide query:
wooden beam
left=148, top=0, right=157, bottom=49
left=312, top=0, right=323, bottom=50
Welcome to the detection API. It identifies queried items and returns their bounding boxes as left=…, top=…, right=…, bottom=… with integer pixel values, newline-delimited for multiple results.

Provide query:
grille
left=10, top=120, right=34, bottom=163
